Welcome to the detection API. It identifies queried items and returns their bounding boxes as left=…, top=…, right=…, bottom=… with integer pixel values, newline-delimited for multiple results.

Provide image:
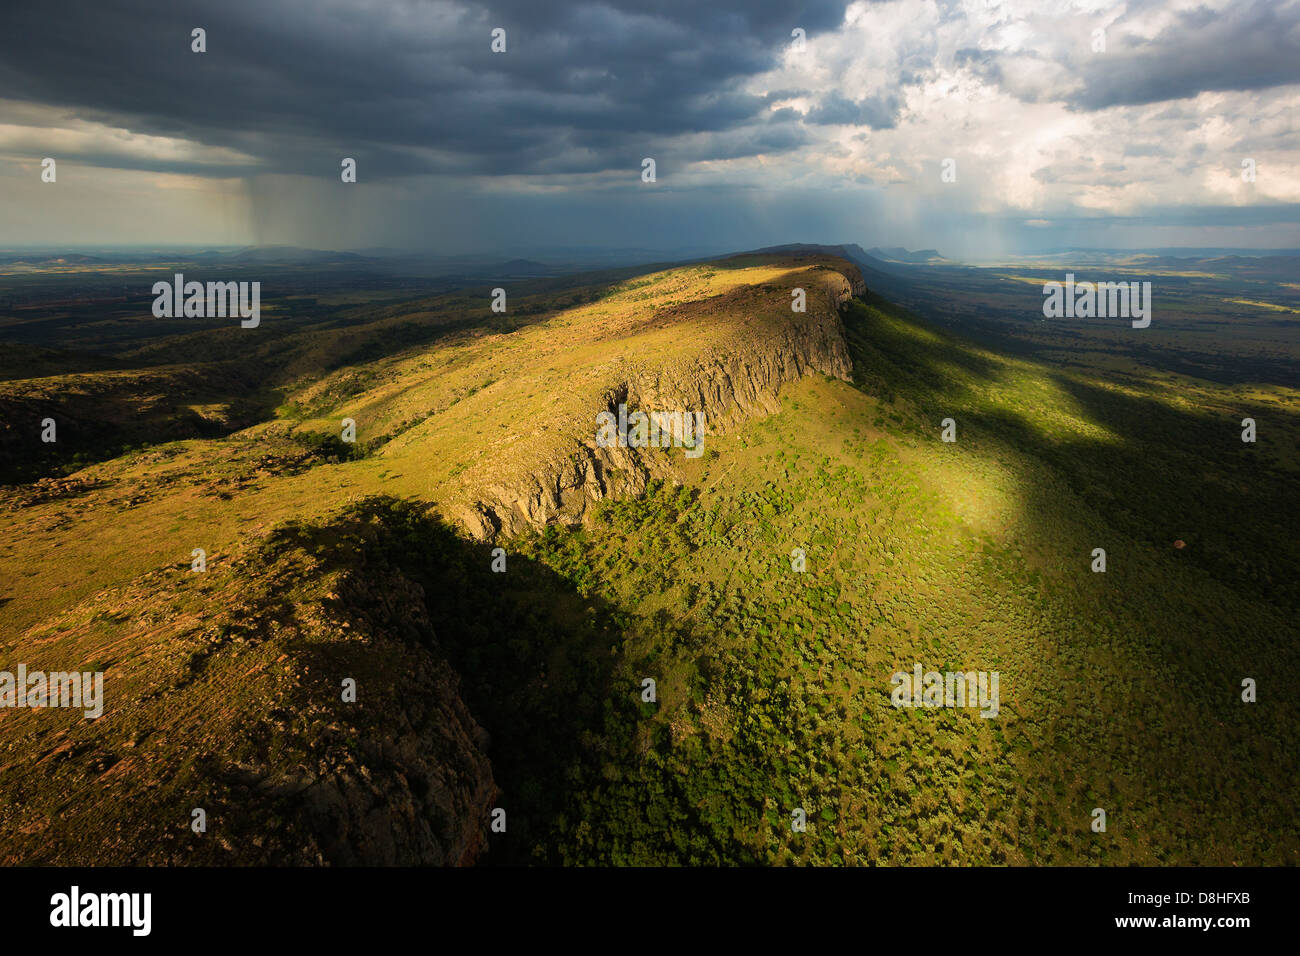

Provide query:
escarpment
left=449, top=257, right=864, bottom=539
left=0, top=253, right=867, bottom=868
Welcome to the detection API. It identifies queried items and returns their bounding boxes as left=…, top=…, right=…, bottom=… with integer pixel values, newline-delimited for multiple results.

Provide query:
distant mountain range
left=5, top=243, right=1298, bottom=287
left=864, top=246, right=948, bottom=264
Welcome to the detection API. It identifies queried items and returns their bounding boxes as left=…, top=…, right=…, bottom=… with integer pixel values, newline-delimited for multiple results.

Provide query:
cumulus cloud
left=738, top=0, right=1300, bottom=219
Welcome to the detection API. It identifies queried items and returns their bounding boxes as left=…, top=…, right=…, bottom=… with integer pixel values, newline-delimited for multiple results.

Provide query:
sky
left=1, top=0, right=1298, bottom=260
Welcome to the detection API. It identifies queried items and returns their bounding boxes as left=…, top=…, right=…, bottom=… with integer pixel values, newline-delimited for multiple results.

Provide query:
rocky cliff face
left=456, top=258, right=863, bottom=539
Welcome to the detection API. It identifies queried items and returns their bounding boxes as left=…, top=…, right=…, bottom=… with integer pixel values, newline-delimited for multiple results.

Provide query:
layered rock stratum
left=444, top=257, right=864, bottom=538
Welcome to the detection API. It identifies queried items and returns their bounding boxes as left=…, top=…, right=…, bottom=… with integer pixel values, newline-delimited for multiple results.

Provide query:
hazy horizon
left=3, top=241, right=1300, bottom=268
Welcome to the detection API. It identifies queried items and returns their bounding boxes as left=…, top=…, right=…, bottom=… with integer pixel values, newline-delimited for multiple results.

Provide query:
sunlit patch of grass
left=1225, top=297, right=1300, bottom=313
left=986, top=364, right=1126, bottom=446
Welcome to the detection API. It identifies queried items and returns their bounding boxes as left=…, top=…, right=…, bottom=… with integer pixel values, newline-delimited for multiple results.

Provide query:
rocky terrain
left=451, top=257, right=862, bottom=538
left=0, top=253, right=867, bottom=865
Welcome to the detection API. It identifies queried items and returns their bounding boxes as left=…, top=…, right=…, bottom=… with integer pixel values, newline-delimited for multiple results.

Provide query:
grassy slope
left=0, top=259, right=845, bottom=634
left=485, top=295, right=1299, bottom=864
left=1, top=259, right=1296, bottom=864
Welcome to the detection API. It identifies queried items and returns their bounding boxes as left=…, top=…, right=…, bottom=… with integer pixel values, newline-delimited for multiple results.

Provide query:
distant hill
left=865, top=246, right=948, bottom=264
left=0, top=253, right=108, bottom=268
left=998, top=249, right=1300, bottom=282
left=744, top=242, right=899, bottom=284
left=739, top=242, right=927, bottom=299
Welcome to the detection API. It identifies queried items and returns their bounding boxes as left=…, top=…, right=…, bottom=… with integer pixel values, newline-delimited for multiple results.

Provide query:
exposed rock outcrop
left=454, top=257, right=863, bottom=539
left=0, top=253, right=866, bottom=868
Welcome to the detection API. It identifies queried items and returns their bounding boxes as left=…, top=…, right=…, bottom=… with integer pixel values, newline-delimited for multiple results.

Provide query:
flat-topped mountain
left=1, top=248, right=1295, bottom=866
left=0, top=252, right=871, bottom=864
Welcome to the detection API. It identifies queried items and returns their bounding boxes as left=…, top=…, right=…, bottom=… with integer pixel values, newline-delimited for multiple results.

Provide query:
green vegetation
left=2, top=253, right=1296, bottom=865
left=462, top=295, right=1298, bottom=864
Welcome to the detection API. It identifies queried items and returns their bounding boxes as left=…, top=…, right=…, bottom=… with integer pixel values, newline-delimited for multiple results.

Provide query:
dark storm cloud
left=803, top=91, right=900, bottom=129
left=0, top=0, right=847, bottom=177
left=1073, top=0, right=1300, bottom=109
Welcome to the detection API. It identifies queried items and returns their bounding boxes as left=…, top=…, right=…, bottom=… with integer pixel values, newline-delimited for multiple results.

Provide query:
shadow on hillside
left=842, top=294, right=1300, bottom=612
left=877, top=270, right=1300, bottom=388
left=842, top=293, right=1300, bottom=861
left=0, top=378, right=273, bottom=485
left=255, top=496, right=646, bottom=865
